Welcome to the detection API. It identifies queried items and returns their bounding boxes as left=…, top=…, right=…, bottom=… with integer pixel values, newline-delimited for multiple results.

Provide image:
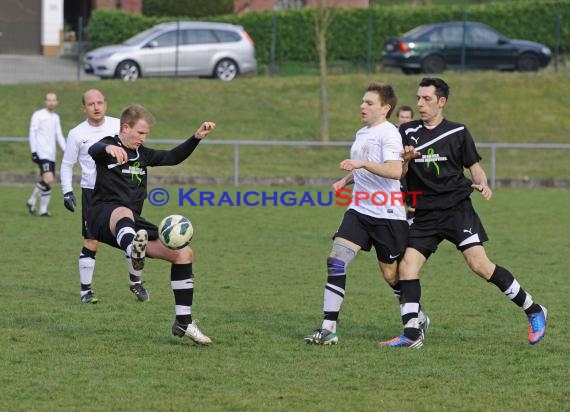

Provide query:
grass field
left=1, top=185, right=568, bottom=411
left=1, top=71, right=570, bottom=181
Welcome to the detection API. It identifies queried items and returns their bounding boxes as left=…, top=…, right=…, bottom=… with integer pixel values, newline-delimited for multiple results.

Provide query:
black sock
left=115, top=217, right=135, bottom=252
left=488, top=265, right=541, bottom=314
left=401, top=279, right=422, bottom=340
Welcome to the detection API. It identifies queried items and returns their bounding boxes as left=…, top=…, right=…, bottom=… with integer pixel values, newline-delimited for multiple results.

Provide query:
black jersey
left=89, top=135, right=200, bottom=215
left=400, top=119, right=481, bottom=211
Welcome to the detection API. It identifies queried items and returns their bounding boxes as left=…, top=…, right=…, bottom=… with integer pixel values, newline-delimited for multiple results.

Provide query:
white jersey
left=348, top=121, right=406, bottom=220
left=28, top=108, right=66, bottom=161
left=60, top=116, right=121, bottom=194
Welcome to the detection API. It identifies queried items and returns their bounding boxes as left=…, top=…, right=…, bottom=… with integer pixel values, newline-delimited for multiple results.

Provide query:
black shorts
left=408, top=197, right=488, bottom=258
left=37, top=160, right=55, bottom=175
left=333, top=209, right=408, bottom=264
left=81, top=188, right=95, bottom=239
left=86, top=203, right=159, bottom=250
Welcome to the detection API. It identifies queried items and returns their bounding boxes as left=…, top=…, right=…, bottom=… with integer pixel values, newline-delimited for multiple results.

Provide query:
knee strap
left=327, top=240, right=356, bottom=275
left=39, top=181, right=51, bottom=191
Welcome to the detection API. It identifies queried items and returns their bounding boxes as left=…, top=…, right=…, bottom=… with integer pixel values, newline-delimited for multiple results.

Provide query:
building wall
left=305, top=0, right=368, bottom=7
left=235, top=0, right=369, bottom=14
left=42, top=0, right=64, bottom=56
left=0, top=0, right=42, bottom=54
left=0, top=0, right=142, bottom=55
left=94, top=0, right=142, bottom=14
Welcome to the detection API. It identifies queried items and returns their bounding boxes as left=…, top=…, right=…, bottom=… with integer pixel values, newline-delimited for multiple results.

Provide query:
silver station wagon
left=84, top=21, right=257, bottom=81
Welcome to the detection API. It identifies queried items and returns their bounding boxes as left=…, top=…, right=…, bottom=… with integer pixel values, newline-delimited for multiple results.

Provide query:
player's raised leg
left=110, top=208, right=149, bottom=302
left=463, top=246, right=548, bottom=345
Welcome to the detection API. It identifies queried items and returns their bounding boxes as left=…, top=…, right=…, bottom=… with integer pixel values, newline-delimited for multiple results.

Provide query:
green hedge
left=143, top=0, right=233, bottom=18
left=87, top=0, right=570, bottom=65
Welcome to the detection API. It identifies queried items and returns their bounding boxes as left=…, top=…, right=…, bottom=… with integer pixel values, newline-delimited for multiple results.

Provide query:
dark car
left=382, top=21, right=552, bottom=74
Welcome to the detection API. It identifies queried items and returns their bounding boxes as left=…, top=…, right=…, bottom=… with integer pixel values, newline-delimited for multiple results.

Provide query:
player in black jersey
left=379, top=78, right=547, bottom=348
left=87, top=104, right=216, bottom=345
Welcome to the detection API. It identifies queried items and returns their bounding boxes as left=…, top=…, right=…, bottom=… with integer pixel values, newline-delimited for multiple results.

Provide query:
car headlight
left=541, top=46, right=552, bottom=56
left=92, top=52, right=116, bottom=60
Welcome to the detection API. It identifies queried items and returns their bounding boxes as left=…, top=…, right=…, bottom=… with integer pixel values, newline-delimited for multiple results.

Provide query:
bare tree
left=314, top=0, right=335, bottom=141
left=313, top=0, right=354, bottom=141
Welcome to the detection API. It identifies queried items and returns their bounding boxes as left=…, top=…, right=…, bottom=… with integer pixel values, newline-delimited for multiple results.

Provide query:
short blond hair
left=120, top=104, right=155, bottom=128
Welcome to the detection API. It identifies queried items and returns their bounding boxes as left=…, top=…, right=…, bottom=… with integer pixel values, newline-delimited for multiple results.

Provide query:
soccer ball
left=158, top=214, right=194, bottom=249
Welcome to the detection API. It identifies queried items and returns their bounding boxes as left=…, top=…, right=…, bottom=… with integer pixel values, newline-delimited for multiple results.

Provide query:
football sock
left=171, top=263, right=194, bottom=325
left=401, top=279, right=422, bottom=340
left=129, top=273, right=142, bottom=286
left=79, top=247, right=96, bottom=293
left=321, top=241, right=356, bottom=332
left=488, top=265, right=541, bottom=314
left=126, top=251, right=143, bottom=285
left=115, top=217, right=136, bottom=252
left=391, top=281, right=402, bottom=304
left=28, top=181, right=43, bottom=207
left=38, top=181, right=51, bottom=215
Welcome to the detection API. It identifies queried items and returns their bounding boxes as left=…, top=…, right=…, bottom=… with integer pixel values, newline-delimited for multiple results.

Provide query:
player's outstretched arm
left=194, top=122, right=216, bottom=140
left=149, top=121, right=217, bottom=167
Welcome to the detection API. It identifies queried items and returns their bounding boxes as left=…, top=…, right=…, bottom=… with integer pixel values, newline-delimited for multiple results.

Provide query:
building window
left=276, top=0, right=306, bottom=10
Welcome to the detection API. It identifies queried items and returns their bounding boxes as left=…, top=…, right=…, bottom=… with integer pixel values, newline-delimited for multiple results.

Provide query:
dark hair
left=396, top=105, right=414, bottom=118
left=366, top=82, right=397, bottom=118
left=419, top=77, right=450, bottom=100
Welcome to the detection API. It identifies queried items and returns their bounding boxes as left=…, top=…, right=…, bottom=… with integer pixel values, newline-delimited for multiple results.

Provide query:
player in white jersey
left=26, top=92, right=66, bottom=217
left=305, top=82, right=428, bottom=345
left=60, top=89, right=147, bottom=304
left=395, top=105, right=416, bottom=224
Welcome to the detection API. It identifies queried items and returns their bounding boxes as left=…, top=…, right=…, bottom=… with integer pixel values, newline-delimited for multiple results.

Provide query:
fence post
left=233, top=143, right=240, bottom=187
left=77, top=16, right=83, bottom=81
left=175, top=18, right=180, bottom=79
left=555, top=10, right=561, bottom=73
left=460, top=12, right=467, bottom=72
left=490, top=144, right=497, bottom=189
left=366, top=8, right=373, bottom=74
left=270, top=13, right=277, bottom=75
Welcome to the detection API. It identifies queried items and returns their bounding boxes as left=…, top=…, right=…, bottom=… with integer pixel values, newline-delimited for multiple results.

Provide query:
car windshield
left=123, top=26, right=165, bottom=46
left=403, top=25, right=431, bottom=39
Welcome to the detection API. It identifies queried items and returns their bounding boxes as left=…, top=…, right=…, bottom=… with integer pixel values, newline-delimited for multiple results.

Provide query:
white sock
left=321, top=320, right=337, bottom=333
left=79, top=256, right=96, bottom=290
left=39, top=192, right=51, bottom=214
left=28, top=184, right=42, bottom=207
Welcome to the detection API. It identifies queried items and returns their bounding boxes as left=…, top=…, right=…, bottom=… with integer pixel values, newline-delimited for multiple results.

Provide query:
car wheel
left=421, top=55, right=446, bottom=74
left=214, top=59, right=238, bottom=81
left=517, top=53, right=540, bottom=72
left=116, top=60, right=140, bottom=81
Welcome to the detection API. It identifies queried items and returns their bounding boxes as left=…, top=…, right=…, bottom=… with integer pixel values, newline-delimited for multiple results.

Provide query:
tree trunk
left=317, top=22, right=329, bottom=142
left=314, top=2, right=333, bottom=142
